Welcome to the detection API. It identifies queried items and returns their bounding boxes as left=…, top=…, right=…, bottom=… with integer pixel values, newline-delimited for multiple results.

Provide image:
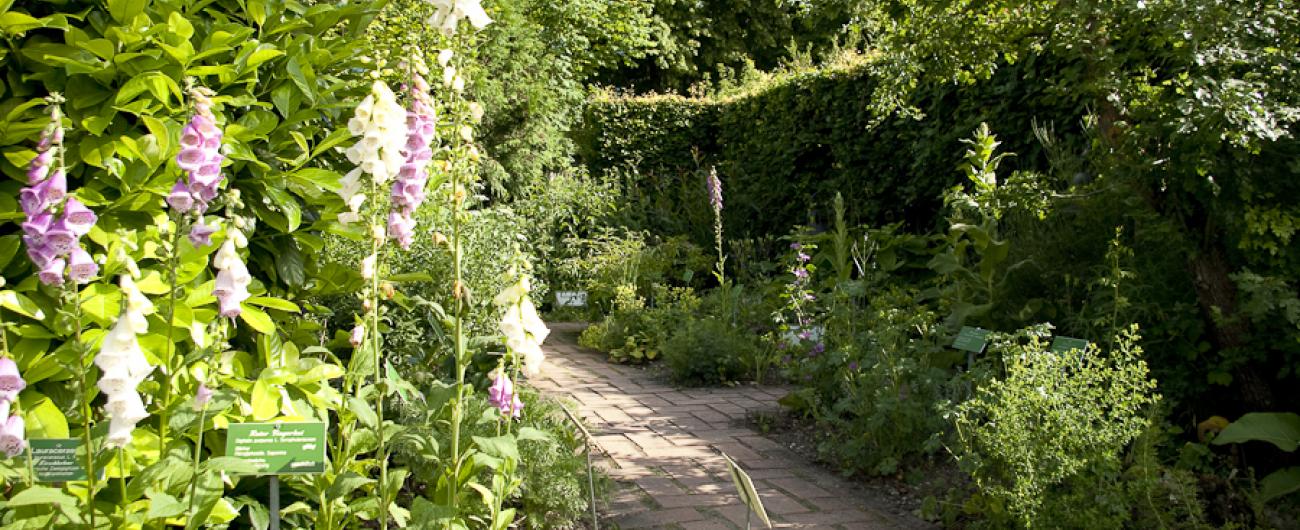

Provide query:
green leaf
left=387, top=272, right=433, bottom=283
left=204, top=457, right=261, bottom=474
left=116, top=72, right=181, bottom=106
left=251, top=378, right=279, bottom=421
left=247, top=296, right=301, bottom=313
left=471, top=435, right=519, bottom=461
left=245, top=46, right=285, bottom=69
left=326, top=471, right=374, bottom=499
left=348, top=396, right=377, bottom=428
left=2, top=485, right=79, bottom=507
left=1212, top=412, right=1300, bottom=452
left=106, top=0, right=146, bottom=23
left=146, top=491, right=186, bottom=518
left=1259, top=467, right=1300, bottom=503
left=240, top=305, right=276, bottom=335
left=516, top=426, right=551, bottom=443
left=0, top=290, right=46, bottom=320
left=22, top=393, right=70, bottom=438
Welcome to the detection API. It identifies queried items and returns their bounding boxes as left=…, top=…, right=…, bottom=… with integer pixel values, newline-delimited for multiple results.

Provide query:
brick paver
left=530, top=323, right=930, bottom=529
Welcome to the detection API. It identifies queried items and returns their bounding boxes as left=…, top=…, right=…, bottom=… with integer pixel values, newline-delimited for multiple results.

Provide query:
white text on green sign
left=226, top=422, right=326, bottom=475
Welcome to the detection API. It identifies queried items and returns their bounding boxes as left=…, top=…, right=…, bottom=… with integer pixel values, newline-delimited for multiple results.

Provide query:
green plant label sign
left=952, top=327, right=990, bottom=353
left=30, top=439, right=86, bottom=482
left=1051, top=336, right=1089, bottom=354
left=723, top=452, right=772, bottom=528
left=226, top=422, right=327, bottom=475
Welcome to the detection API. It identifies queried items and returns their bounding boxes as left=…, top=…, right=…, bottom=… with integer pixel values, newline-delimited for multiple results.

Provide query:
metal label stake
left=270, top=475, right=280, bottom=530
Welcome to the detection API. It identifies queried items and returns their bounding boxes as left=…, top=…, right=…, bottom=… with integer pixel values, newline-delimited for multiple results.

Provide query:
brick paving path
left=531, top=323, right=928, bottom=530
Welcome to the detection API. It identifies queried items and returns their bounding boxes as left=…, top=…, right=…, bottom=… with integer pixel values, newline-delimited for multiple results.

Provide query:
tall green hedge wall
left=577, top=53, right=1090, bottom=240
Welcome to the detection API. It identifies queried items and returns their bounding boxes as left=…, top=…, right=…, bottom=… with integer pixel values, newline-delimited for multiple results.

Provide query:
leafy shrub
left=578, top=284, right=699, bottom=363
left=662, top=318, right=755, bottom=386
left=946, top=324, right=1160, bottom=526
left=577, top=53, right=1087, bottom=241
left=814, top=288, right=953, bottom=476
left=391, top=384, right=602, bottom=529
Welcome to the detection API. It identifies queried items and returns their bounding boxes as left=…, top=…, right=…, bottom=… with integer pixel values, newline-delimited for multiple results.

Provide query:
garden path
left=532, top=323, right=929, bottom=530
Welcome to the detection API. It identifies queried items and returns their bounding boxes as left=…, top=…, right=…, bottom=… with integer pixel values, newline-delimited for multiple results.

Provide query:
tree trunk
left=1187, top=242, right=1275, bottom=411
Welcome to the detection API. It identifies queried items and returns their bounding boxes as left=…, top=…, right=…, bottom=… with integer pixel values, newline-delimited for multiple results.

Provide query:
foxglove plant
left=20, top=98, right=98, bottom=286
left=425, top=0, right=493, bottom=35
left=19, top=96, right=102, bottom=526
left=494, top=268, right=549, bottom=376
left=169, top=86, right=226, bottom=232
left=96, top=275, right=156, bottom=448
left=339, top=78, right=409, bottom=530
left=212, top=232, right=253, bottom=318
left=158, top=85, right=228, bottom=453
left=0, top=357, right=26, bottom=459
left=707, top=167, right=725, bottom=284
left=487, top=369, right=523, bottom=418
left=389, top=69, right=438, bottom=249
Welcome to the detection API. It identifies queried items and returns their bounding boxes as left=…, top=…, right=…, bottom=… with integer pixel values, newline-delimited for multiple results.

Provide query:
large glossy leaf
left=1213, top=413, right=1300, bottom=452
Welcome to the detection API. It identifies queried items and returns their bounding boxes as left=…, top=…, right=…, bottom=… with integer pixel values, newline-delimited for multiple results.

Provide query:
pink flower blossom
left=350, top=325, right=365, bottom=347
left=0, top=413, right=26, bottom=458
left=188, top=220, right=217, bottom=247
left=194, top=383, right=213, bottom=411
left=66, top=247, right=98, bottom=284
left=0, top=358, right=25, bottom=394
left=488, top=371, right=523, bottom=418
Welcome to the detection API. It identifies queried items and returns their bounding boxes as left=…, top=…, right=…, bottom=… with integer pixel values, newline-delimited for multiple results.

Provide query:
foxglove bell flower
left=193, top=384, right=214, bottom=411
left=0, top=358, right=26, bottom=396
left=95, top=275, right=156, bottom=449
left=66, top=247, right=98, bottom=284
left=0, top=402, right=26, bottom=458
left=487, top=370, right=522, bottom=418
left=494, top=270, right=549, bottom=375
left=20, top=106, right=99, bottom=286
left=426, top=0, right=493, bottom=35
left=212, top=233, right=252, bottom=318
left=350, top=325, right=365, bottom=347
left=340, top=81, right=407, bottom=223
left=189, top=218, right=218, bottom=247
left=170, top=87, right=225, bottom=223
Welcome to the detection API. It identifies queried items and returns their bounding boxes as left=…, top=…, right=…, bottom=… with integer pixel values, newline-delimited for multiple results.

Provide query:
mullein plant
left=19, top=96, right=103, bottom=525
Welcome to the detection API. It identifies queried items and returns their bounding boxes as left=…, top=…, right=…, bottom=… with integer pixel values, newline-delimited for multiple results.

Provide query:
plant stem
left=72, top=282, right=96, bottom=529
left=159, top=220, right=182, bottom=455
left=187, top=404, right=208, bottom=518
left=447, top=51, right=468, bottom=524
left=366, top=172, right=389, bottom=530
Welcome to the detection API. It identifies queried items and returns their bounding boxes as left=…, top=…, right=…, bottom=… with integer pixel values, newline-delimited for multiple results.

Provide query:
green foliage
left=947, top=324, right=1160, bottom=527
left=367, top=0, right=659, bottom=197
left=661, top=317, right=753, bottom=386
left=0, top=0, right=376, bottom=525
left=578, top=283, right=699, bottom=364
left=1212, top=412, right=1300, bottom=504
left=578, top=53, right=1088, bottom=244
left=590, top=0, right=855, bottom=92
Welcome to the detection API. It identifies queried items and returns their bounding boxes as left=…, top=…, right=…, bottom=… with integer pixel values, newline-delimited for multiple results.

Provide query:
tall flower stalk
left=20, top=95, right=103, bottom=525
left=160, top=84, right=227, bottom=452
left=340, top=77, right=407, bottom=529
left=707, top=166, right=725, bottom=285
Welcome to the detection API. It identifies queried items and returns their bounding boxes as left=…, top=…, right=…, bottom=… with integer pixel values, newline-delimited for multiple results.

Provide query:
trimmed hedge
left=577, top=53, right=1091, bottom=240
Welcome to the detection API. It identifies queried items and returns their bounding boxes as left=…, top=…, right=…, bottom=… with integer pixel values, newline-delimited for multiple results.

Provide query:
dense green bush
left=577, top=52, right=1089, bottom=243
left=946, top=325, right=1160, bottom=527
left=661, top=317, right=754, bottom=386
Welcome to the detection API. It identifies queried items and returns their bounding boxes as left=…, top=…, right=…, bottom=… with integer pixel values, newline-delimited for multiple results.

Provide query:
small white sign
left=555, top=290, right=588, bottom=307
